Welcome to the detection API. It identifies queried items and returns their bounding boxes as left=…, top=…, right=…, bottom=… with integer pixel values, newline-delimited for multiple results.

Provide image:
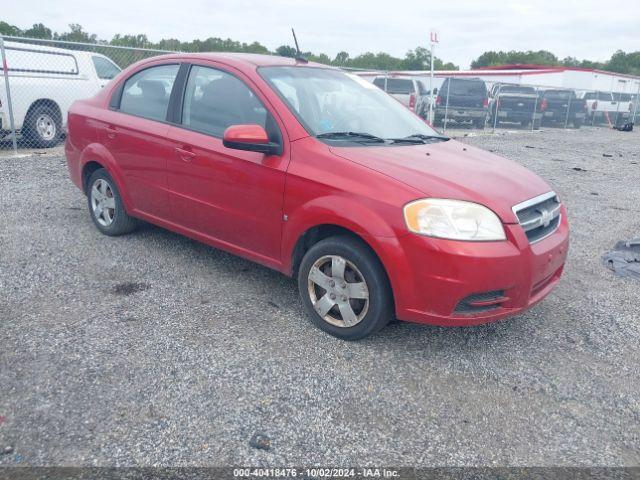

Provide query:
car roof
left=153, top=52, right=331, bottom=70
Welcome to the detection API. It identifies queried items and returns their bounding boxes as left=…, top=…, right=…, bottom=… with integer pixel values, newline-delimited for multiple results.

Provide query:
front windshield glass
left=259, top=66, right=440, bottom=140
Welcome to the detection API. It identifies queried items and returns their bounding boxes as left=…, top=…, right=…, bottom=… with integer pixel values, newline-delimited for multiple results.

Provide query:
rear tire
left=87, top=169, right=138, bottom=236
left=23, top=104, right=62, bottom=148
left=297, top=236, right=393, bottom=340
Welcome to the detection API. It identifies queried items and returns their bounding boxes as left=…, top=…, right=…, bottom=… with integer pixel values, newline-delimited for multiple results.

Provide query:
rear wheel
left=298, top=236, right=393, bottom=340
left=23, top=104, right=62, bottom=148
left=87, top=169, right=138, bottom=236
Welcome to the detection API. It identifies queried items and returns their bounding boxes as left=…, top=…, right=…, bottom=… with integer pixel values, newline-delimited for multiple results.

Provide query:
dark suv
left=432, top=78, right=488, bottom=128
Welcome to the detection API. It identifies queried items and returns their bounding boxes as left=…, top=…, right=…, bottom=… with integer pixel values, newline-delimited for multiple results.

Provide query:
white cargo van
left=0, top=41, right=121, bottom=147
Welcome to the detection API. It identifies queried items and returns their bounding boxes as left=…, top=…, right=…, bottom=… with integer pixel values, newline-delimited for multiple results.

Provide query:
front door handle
left=175, top=147, right=196, bottom=163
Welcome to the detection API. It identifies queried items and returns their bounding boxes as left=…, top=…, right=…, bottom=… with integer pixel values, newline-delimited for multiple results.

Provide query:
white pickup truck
left=1, top=41, right=121, bottom=147
left=579, top=91, right=632, bottom=126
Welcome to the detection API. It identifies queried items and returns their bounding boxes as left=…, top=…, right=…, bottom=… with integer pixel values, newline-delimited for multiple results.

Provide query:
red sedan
left=65, top=53, right=569, bottom=340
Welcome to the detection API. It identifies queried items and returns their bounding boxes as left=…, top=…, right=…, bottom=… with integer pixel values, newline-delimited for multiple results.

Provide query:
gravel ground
left=1, top=126, right=639, bottom=467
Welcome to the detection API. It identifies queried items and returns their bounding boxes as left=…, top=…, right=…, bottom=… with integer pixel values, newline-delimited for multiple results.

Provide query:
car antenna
left=291, top=28, right=308, bottom=63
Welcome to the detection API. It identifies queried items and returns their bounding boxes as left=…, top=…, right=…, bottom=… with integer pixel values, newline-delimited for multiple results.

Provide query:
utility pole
left=428, top=30, right=439, bottom=124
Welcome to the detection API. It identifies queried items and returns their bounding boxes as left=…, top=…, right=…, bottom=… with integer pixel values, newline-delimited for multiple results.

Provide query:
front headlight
left=403, top=199, right=506, bottom=241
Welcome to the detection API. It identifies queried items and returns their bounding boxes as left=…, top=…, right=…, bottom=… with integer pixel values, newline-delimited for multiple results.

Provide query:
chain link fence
left=1, top=35, right=639, bottom=157
left=0, top=35, right=174, bottom=156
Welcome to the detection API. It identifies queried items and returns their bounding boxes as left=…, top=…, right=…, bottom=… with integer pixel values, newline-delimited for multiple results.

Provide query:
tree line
left=472, top=49, right=640, bottom=75
left=1, top=20, right=639, bottom=75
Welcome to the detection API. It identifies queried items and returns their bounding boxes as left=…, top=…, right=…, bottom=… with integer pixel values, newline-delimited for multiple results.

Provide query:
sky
left=4, top=0, right=639, bottom=68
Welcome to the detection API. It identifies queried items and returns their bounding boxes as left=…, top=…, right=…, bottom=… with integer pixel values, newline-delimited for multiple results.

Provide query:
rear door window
left=119, top=64, right=180, bottom=122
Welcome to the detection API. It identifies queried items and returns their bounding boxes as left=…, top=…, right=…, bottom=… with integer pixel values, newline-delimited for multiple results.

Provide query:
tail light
left=435, top=95, right=442, bottom=106
left=482, top=98, right=488, bottom=108
left=592, top=101, right=598, bottom=111
left=540, top=98, right=548, bottom=112
left=409, top=93, right=416, bottom=110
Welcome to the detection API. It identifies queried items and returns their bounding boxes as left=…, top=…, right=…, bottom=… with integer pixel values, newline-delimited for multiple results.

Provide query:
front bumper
left=381, top=207, right=569, bottom=326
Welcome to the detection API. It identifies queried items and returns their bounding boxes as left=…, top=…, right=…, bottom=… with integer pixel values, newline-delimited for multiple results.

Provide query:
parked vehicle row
left=369, top=75, right=634, bottom=130
left=0, top=41, right=121, bottom=147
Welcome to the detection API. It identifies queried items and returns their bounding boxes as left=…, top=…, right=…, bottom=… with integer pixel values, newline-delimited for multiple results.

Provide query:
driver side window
left=181, top=65, right=267, bottom=137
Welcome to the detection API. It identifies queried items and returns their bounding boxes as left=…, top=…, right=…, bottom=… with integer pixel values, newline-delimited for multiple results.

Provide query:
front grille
left=513, top=192, right=561, bottom=243
left=454, top=290, right=507, bottom=314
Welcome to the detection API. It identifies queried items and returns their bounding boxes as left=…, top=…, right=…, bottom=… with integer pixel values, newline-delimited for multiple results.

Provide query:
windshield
left=260, top=67, right=439, bottom=140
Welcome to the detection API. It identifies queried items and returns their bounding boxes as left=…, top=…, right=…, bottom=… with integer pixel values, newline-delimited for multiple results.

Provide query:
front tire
left=298, top=236, right=393, bottom=340
left=87, top=169, right=138, bottom=236
left=23, top=104, right=62, bottom=148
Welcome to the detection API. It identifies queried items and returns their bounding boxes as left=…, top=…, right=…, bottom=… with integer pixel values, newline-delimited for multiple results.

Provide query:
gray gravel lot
left=1, top=126, right=639, bottom=467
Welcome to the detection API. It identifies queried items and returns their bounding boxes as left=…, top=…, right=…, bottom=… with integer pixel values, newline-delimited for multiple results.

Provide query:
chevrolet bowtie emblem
left=539, top=208, right=553, bottom=227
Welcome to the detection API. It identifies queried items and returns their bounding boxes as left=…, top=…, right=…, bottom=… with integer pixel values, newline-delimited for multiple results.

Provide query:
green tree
left=111, top=34, right=150, bottom=48
left=334, top=51, right=350, bottom=65
left=605, top=50, right=640, bottom=75
left=471, top=50, right=559, bottom=68
left=276, top=45, right=297, bottom=57
left=23, top=23, right=52, bottom=39
left=0, top=21, right=22, bottom=36
left=55, top=23, right=98, bottom=43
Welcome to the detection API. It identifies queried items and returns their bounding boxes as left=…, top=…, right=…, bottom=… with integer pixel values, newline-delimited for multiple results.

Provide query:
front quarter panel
left=281, top=137, right=422, bottom=275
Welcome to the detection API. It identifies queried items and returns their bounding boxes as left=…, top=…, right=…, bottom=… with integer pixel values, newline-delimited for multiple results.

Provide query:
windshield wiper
left=316, top=131, right=386, bottom=143
left=398, top=134, right=449, bottom=142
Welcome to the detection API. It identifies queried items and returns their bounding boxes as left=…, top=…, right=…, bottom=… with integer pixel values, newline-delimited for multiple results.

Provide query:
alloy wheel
left=90, top=179, right=116, bottom=227
left=307, top=255, right=370, bottom=328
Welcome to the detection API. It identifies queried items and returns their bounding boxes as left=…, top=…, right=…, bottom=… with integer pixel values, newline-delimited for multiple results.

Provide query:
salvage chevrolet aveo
left=65, top=53, right=569, bottom=340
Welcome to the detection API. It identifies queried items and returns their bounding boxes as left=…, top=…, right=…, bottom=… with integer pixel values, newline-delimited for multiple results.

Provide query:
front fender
left=281, top=194, right=401, bottom=275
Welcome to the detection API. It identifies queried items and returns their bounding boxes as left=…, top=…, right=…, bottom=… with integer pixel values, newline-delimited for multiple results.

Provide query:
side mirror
left=223, top=124, right=280, bottom=155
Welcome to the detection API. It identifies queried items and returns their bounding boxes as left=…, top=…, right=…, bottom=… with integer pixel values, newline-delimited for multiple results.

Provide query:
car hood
left=329, top=139, right=552, bottom=224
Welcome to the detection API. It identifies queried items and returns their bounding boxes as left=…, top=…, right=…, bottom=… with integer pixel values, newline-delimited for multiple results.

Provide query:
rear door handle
left=106, top=125, right=117, bottom=139
left=175, top=147, right=196, bottom=163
